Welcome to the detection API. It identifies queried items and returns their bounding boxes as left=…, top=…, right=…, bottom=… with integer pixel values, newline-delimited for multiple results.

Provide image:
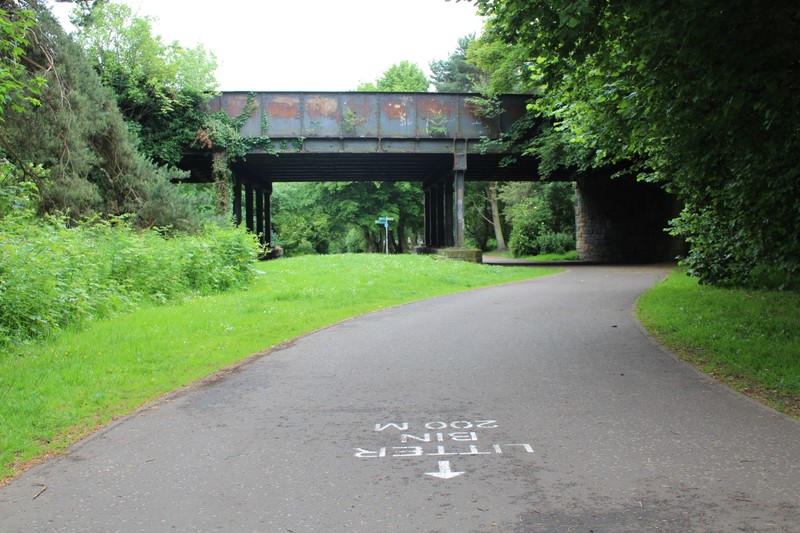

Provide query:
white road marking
left=425, top=460, right=465, bottom=480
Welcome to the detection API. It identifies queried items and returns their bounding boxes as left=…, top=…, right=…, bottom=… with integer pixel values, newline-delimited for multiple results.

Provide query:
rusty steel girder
left=206, top=92, right=529, bottom=150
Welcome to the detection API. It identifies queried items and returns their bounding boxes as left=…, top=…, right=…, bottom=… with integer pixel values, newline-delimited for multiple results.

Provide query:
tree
left=430, top=34, right=486, bottom=93
left=466, top=27, right=533, bottom=96
left=0, top=2, right=211, bottom=230
left=499, top=181, right=575, bottom=257
left=472, top=0, right=800, bottom=288
left=358, top=60, right=429, bottom=92
left=270, top=182, right=331, bottom=255
left=73, top=0, right=217, bottom=165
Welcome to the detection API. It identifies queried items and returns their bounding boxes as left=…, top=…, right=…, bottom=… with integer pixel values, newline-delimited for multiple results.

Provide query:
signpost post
left=375, top=216, right=393, bottom=254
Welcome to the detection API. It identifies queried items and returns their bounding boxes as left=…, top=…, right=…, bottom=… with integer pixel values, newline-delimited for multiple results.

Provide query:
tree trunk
left=364, top=228, right=377, bottom=253
left=487, top=181, right=507, bottom=252
left=396, top=223, right=407, bottom=253
left=389, top=231, right=400, bottom=254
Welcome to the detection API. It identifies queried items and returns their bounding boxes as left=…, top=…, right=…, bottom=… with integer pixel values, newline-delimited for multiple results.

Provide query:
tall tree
left=430, top=34, right=486, bottom=93
left=473, top=0, right=800, bottom=288
left=73, top=0, right=217, bottom=165
left=0, top=1, right=211, bottom=229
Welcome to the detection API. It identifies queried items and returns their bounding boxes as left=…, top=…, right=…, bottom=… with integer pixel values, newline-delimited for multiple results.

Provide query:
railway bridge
left=179, top=92, right=680, bottom=262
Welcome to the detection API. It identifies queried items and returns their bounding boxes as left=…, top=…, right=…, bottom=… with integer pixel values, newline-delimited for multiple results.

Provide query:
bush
left=536, top=232, right=575, bottom=255
left=509, top=225, right=576, bottom=257
left=508, top=216, right=544, bottom=256
left=0, top=215, right=260, bottom=351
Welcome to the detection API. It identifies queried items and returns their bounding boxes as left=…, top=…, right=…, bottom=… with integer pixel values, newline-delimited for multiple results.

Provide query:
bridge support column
left=435, top=182, right=447, bottom=246
left=255, top=187, right=264, bottom=241
left=233, top=178, right=242, bottom=226
left=453, top=168, right=466, bottom=248
left=244, top=183, right=254, bottom=233
left=444, top=178, right=454, bottom=247
left=423, top=158, right=467, bottom=249
left=423, top=181, right=445, bottom=247
left=424, top=187, right=433, bottom=246
left=263, top=182, right=272, bottom=247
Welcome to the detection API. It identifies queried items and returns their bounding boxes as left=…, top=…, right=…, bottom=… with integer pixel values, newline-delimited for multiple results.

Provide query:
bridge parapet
left=207, top=92, right=528, bottom=153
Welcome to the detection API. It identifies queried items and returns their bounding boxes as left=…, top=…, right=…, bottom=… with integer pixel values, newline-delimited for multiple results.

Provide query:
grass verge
left=637, top=269, right=800, bottom=417
left=0, top=254, right=561, bottom=482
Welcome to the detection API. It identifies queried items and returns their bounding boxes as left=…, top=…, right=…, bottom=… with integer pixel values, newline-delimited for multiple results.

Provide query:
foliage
left=0, top=212, right=259, bottom=351
left=472, top=0, right=800, bottom=288
left=463, top=180, right=493, bottom=250
left=0, top=2, right=212, bottom=229
left=430, top=34, right=486, bottom=93
left=1, top=253, right=561, bottom=480
left=638, top=270, right=800, bottom=416
left=73, top=0, right=217, bottom=165
left=357, top=60, right=429, bottom=92
left=466, top=27, right=533, bottom=95
left=271, top=182, right=330, bottom=255
left=0, top=158, right=42, bottom=217
left=196, top=93, right=275, bottom=161
left=499, top=181, right=575, bottom=257
left=270, top=179, right=424, bottom=256
left=0, top=6, right=45, bottom=121
left=194, top=93, right=278, bottom=216
left=2, top=4, right=135, bottom=217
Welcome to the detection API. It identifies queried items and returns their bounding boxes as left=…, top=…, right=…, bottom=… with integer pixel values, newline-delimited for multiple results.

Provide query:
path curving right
left=1, top=265, right=798, bottom=532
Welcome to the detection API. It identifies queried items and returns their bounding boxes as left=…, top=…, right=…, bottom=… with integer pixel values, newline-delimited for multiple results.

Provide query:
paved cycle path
left=2, top=266, right=799, bottom=532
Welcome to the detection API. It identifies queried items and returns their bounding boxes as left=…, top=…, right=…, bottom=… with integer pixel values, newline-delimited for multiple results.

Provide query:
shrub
left=0, top=215, right=259, bottom=351
left=536, top=232, right=575, bottom=255
left=508, top=217, right=544, bottom=257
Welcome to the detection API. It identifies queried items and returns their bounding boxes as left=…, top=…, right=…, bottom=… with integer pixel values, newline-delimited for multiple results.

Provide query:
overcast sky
left=48, top=0, right=486, bottom=91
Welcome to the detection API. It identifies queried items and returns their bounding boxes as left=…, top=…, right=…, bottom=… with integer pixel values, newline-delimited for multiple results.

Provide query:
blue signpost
left=375, top=216, right=393, bottom=254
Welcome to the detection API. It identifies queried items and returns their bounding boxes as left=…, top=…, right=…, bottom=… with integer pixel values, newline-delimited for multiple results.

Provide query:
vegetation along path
left=1, top=265, right=798, bottom=532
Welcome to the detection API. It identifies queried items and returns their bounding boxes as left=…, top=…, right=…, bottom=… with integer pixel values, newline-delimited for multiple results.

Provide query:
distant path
left=2, top=266, right=799, bottom=532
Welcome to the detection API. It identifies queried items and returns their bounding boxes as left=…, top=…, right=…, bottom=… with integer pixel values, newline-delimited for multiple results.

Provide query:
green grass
left=0, top=254, right=561, bottom=481
left=637, top=269, right=800, bottom=416
left=484, top=250, right=579, bottom=261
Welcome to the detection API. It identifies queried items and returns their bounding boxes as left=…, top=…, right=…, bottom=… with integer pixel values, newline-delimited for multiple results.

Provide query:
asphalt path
left=2, top=265, right=799, bottom=532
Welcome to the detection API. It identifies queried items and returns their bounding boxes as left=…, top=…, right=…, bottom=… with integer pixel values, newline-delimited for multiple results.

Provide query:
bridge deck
left=180, top=92, right=545, bottom=184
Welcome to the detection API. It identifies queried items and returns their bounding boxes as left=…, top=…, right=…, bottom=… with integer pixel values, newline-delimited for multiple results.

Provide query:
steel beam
left=233, top=178, right=242, bottom=226
left=244, top=183, right=254, bottom=233
left=255, top=188, right=264, bottom=241
left=264, top=182, right=273, bottom=247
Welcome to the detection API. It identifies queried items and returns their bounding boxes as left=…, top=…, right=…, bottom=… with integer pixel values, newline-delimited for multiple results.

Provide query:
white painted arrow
left=425, top=460, right=465, bottom=479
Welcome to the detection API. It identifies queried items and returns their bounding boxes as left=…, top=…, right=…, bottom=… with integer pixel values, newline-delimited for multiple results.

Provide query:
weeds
left=0, top=214, right=260, bottom=351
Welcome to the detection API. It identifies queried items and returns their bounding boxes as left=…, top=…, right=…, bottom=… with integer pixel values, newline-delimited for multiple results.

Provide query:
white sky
left=48, top=0, right=485, bottom=91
